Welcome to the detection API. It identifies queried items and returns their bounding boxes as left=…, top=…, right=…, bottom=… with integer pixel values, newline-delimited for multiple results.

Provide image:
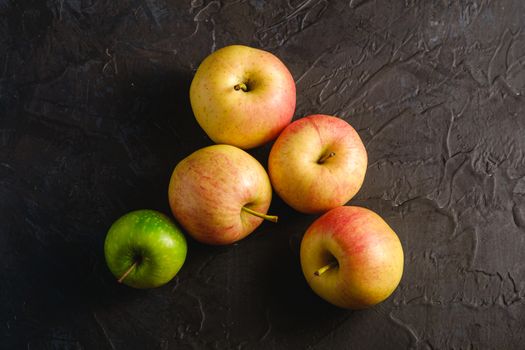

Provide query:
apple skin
left=168, top=144, right=274, bottom=245
left=104, top=210, right=187, bottom=289
left=300, top=206, right=404, bottom=309
left=268, top=114, right=367, bottom=214
left=190, top=45, right=296, bottom=149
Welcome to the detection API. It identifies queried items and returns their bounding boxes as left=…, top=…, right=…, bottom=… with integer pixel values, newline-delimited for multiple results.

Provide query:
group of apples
left=104, top=45, right=404, bottom=309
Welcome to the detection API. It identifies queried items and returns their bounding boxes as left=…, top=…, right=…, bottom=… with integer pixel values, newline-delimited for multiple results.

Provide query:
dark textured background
left=1, top=0, right=525, bottom=349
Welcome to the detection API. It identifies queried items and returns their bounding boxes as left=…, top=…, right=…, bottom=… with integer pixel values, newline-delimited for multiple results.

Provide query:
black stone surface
left=2, top=0, right=525, bottom=349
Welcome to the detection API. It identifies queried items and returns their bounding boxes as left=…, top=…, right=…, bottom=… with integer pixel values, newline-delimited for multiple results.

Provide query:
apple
left=104, top=210, right=187, bottom=289
left=268, top=114, right=367, bottom=214
left=190, top=45, right=296, bottom=149
left=300, top=206, right=404, bottom=309
left=168, top=144, right=277, bottom=245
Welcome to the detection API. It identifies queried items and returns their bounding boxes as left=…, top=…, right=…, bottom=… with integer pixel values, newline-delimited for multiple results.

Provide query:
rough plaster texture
left=1, top=0, right=525, bottom=349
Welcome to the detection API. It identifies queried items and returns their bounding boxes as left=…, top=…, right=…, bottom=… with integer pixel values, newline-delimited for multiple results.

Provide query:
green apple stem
left=242, top=206, right=278, bottom=223
left=318, top=152, right=336, bottom=164
left=117, top=261, right=138, bottom=283
left=314, top=261, right=338, bottom=276
left=234, top=83, right=248, bottom=92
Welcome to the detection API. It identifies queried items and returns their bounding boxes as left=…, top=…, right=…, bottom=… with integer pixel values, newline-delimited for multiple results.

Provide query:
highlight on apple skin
left=190, top=45, right=296, bottom=150
left=168, top=144, right=278, bottom=245
left=269, top=114, right=367, bottom=214
left=300, top=206, right=404, bottom=309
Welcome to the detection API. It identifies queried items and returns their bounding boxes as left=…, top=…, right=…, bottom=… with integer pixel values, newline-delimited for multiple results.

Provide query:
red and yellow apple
left=300, top=206, right=404, bottom=309
left=269, top=114, right=367, bottom=214
left=190, top=45, right=296, bottom=149
left=168, top=144, right=277, bottom=245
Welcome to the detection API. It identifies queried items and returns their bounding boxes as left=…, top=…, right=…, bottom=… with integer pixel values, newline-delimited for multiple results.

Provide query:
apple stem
left=234, top=83, right=248, bottom=92
left=117, top=261, right=138, bottom=283
left=318, top=152, right=336, bottom=164
left=314, top=261, right=338, bottom=276
left=242, top=206, right=278, bottom=223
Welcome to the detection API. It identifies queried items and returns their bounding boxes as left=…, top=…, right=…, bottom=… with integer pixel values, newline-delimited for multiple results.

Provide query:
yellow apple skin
left=268, top=115, right=367, bottom=214
left=168, top=145, right=273, bottom=245
left=190, top=45, right=296, bottom=149
left=300, top=206, right=404, bottom=309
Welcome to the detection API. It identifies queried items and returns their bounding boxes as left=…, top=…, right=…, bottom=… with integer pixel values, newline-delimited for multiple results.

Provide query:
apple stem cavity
left=117, top=261, right=138, bottom=283
left=317, top=152, right=336, bottom=164
left=242, top=206, right=278, bottom=223
left=314, top=261, right=338, bottom=276
left=234, top=83, right=248, bottom=92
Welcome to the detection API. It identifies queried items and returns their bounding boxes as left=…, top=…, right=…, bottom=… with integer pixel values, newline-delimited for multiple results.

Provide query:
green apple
left=104, top=210, right=187, bottom=289
left=190, top=45, right=296, bottom=149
